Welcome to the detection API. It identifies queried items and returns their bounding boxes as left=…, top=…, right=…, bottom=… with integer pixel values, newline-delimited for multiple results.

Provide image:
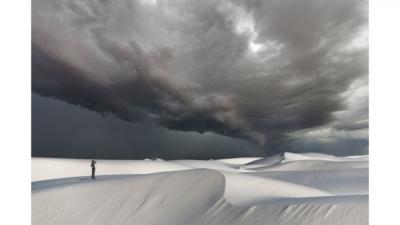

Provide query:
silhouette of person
left=91, top=160, right=97, bottom=179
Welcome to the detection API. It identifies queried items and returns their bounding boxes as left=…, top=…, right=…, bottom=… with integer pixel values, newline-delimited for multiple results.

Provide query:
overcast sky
left=32, top=0, right=368, bottom=159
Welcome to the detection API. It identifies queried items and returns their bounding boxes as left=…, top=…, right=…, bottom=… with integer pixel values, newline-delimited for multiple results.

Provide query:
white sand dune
left=281, top=152, right=368, bottom=162
left=32, top=158, right=189, bottom=181
left=32, top=152, right=368, bottom=225
left=249, top=169, right=368, bottom=195
left=220, top=171, right=332, bottom=206
left=216, top=157, right=263, bottom=165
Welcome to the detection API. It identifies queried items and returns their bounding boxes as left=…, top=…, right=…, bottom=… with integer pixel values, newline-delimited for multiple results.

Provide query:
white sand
left=32, top=152, right=368, bottom=225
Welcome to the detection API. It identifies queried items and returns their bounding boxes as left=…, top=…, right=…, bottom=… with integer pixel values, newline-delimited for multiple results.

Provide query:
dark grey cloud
left=32, top=0, right=368, bottom=157
left=32, top=93, right=261, bottom=159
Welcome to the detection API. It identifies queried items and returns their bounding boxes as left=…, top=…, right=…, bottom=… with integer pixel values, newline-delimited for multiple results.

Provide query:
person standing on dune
left=90, top=160, right=97, bottom=180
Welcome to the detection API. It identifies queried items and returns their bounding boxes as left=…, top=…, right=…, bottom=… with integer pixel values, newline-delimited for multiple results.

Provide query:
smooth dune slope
left=32, top=152, right=368, bottom=225
left=33, top=170, right=225, bottom=225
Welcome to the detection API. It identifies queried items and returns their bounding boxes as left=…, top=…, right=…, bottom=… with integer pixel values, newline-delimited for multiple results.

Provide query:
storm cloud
left=32, top=0, right=368, bottom=157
